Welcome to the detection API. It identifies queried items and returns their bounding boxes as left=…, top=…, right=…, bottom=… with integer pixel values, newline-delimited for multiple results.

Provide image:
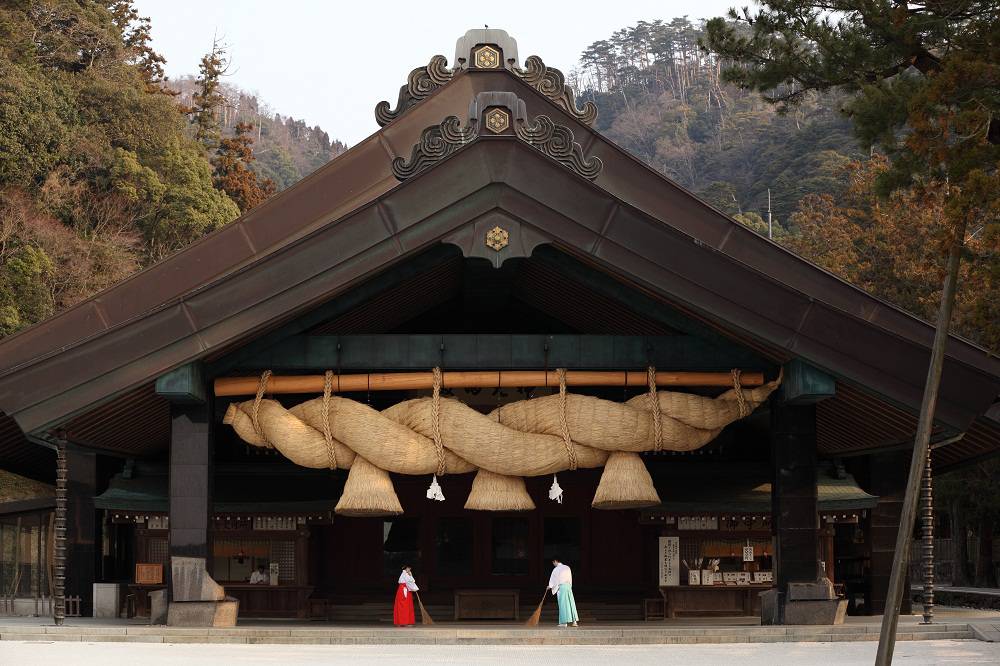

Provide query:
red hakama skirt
left=393, top=583, right=415, bottom=626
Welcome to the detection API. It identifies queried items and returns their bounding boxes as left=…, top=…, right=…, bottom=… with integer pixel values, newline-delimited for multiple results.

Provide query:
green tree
left=107, top=0, right=167, bottom=90
left=212, top=121, right=275, bottom=213
left=702, top=3, right=1000, bottom=657
left=190, top=37, right=228, bottom=151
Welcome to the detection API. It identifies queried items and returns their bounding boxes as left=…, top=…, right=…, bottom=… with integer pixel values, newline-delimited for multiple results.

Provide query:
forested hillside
left=0, top=0, right=345, bottom=338
left=570, top=18, right=863, bottom=228
left=573, top=18, right=997, bottom=352
left=169, top=77, right=346, bottom=191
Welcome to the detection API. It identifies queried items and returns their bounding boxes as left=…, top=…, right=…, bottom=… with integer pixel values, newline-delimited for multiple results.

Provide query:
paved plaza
left=1, top=639, right=998, bottom=665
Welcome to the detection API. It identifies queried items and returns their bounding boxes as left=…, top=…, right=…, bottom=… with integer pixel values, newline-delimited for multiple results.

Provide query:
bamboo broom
left=525, top=590, right=548, bottom=627
left=415, top=592, right=434, bottom=625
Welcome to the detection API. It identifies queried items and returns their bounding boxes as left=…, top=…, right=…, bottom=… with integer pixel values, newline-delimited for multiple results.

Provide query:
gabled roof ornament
left=392, top=91, right=602, bottom=182
left=375, top=55, right=454, bottom=127
left=454, top=28, right=519, bottom=70
left=391, top=116, right=477, bottom=180
left=512, top=56, right=598, bottom=126
left=515, top=115, right=603, bottom=179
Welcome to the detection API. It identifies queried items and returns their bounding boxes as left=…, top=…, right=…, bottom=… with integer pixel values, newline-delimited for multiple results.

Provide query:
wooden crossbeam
left=214, top=370, right=764, bottom=397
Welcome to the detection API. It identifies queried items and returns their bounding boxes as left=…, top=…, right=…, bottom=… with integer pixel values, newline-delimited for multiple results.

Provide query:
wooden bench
left=453, top=589, right=520, bottom=620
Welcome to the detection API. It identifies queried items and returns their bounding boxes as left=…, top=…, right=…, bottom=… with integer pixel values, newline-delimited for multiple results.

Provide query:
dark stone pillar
left=771, top=402, right=820, bottom=618
left=867, top=450, right=912, bottom=616
left=168, top=402, right=213, bottom=599
left=65, top=447, right=97, bottom=616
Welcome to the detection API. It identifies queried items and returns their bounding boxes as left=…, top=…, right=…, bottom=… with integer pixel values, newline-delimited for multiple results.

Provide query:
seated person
left=249, top=564, right=269, bottom=584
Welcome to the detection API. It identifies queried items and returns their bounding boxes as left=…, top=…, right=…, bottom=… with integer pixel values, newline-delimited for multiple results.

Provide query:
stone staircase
left=0, top=620, right=977, bottom=645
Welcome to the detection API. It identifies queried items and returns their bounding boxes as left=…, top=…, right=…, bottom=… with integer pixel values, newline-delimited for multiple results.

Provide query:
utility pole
left=767, top=188, right=773, bottom=240
left=875, top=227, right=965, bottom=665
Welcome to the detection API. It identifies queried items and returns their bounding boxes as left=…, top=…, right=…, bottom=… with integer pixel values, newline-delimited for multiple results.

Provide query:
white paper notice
left=658, top=536, right=680, bottom=586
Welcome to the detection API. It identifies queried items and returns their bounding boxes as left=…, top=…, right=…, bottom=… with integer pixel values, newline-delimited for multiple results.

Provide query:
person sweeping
left=393, top=565, right=419, bottom=627
left=548, top=558, right=579, bottom=627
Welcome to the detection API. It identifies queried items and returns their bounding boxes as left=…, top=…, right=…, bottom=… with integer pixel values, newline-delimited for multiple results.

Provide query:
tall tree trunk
left=975, top=518, right=996, bottom=588
left=951, top=500, right=971, bottom=586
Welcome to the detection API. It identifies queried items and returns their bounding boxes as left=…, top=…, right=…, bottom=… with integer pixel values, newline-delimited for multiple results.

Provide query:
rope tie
left=732, top=368, right=750, bottom=418
left=251, top=370, right=272, bottom=440
left=322, top=371, right=338, bottom=469
left=647, top=366, right=663, bottom=452
left=557, top=368, right=579, bottom=470
left=431, top=367, right=446, bottom=477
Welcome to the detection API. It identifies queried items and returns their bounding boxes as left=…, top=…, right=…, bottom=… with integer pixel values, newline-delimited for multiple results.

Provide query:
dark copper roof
left=0, top=56, right=997, bottom=470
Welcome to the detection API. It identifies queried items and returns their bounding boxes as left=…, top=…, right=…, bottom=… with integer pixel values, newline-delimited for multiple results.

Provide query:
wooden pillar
left=159, top=362, right=212, bottom=599
left=168, top=402, right=213, bottom=593
left=771, top=401, right=820, bottom=616
left=65, top=447, right=97, bottom=616
left=867, top=450, right=912, bottom=616
left=822, top=525, right=836, bottom=585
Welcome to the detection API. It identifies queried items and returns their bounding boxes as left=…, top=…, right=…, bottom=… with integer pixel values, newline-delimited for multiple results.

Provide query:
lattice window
left=148, top=537, right=168, bottom=566
left=270, top=540, right=295, bottom=582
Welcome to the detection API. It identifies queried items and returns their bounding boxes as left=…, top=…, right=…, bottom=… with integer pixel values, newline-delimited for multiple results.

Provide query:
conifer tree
left=191, top=37, right=228, bottom=150
left=107, top=0, right=167, bottom=90
left=212, top=121, right=275, bottom=213
left=702, top=3, right=999, bottom=661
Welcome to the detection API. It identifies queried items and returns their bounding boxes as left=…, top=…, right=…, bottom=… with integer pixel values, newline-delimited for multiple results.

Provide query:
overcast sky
left=134, top=0, right=744, bottom=146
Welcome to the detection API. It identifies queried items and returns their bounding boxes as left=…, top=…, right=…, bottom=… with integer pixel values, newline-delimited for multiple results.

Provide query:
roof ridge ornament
left=375, top=55, right=454, bottom=127
left=513, top=56, right=598, bottom=126
left=515, top=115, right=603, bottom=180
left=391, top=116, right=478, bottom=180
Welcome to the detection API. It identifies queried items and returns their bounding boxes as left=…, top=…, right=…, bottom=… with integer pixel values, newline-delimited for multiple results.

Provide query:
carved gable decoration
left=393, top=92, right=601, bottom=182
left=515, top=115, right=603, bottom=180
left=391, top=116, right=478, bottom=180
left=375, top=55, right=453, bottom=127
left=513, top=56, right=598, bottom=126
left=454, top=28, right=519, bottom=70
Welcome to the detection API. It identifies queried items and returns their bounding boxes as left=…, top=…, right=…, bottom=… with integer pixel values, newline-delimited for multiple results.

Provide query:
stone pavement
left=1, top=607, right=997, bottom=646
left=1, top=639, right=999, bottom=665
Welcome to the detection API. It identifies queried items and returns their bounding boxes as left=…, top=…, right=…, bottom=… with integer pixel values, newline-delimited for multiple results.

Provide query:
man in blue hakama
left=548, top=558, right=579, bottom=627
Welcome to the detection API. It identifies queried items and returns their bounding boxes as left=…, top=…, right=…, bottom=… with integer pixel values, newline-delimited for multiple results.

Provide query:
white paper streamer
left=426, top=474, right=446, bottom=501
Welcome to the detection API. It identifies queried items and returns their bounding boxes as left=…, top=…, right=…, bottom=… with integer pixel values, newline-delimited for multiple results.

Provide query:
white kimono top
left=249, top=570, right=267, bottom=584
left=398, top=570, right=419, bottom=597
left=548, top=563, right=572, bottom=594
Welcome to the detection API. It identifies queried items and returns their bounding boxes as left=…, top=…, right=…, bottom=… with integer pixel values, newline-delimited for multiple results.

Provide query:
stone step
left=0, top=623, right=976, bottom=645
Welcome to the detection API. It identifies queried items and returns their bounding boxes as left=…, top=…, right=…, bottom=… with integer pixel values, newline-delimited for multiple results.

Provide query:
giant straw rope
left=224, top=368, right=780, bottom=515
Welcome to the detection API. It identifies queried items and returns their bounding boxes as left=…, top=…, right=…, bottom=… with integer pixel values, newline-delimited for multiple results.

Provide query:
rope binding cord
left=322, top=371, right=338, bottom=470
left=251, top=370, right=272, bottom=441
left=556, top=368, right=579, bottom=470
left=731, top=368, right=749, bottom=418
left=426, top=367, right=447, bottom=501
left=647, top=366, right=663, bottom=452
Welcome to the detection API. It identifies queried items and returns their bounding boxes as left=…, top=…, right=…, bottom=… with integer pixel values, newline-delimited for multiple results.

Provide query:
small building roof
left=0, top=468, right=55, bottom=515
left=94, top=464, right=342, bottom=514
left=647, top=463, right=877, bottom=515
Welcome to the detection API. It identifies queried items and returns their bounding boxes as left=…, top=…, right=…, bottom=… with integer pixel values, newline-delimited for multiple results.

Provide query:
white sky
left=134, top=0, right=743, bottom=146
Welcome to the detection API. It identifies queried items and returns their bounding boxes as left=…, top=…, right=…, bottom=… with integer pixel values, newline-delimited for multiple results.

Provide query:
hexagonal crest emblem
left=485, top=108, right=510, bottom=134
left=485, top=226, right=509, bottom=251
left=474, top=45, right=500, bottom=69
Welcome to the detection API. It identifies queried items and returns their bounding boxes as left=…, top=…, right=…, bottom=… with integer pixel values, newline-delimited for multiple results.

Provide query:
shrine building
left=1, top=29, right=999, bottom=626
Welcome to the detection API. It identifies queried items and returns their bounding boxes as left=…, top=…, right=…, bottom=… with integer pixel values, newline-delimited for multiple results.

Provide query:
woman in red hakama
left=393, top=565, right=418, bottom=626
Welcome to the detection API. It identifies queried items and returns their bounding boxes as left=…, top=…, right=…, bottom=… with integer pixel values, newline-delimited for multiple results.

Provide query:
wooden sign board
left=135, top=563, right=163, bottom=585
left=658, top=536, right=680, bottom=586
